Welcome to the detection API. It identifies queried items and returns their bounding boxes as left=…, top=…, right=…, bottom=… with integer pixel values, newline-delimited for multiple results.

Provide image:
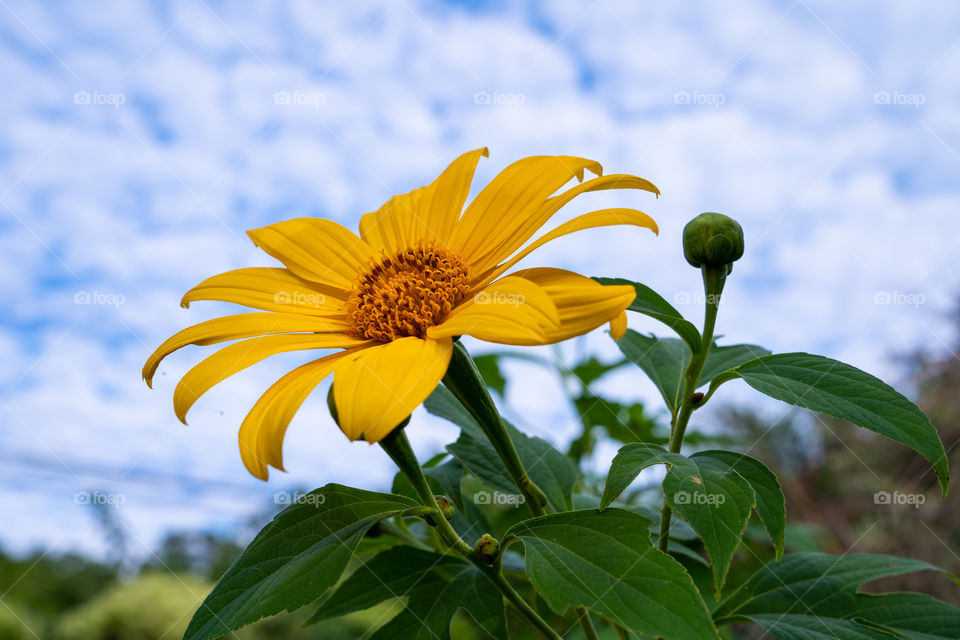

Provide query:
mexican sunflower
left=143, top=149, right=659, bottom=480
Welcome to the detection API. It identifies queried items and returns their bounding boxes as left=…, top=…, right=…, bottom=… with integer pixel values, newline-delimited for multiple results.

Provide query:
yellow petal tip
left=609, top=311, right=628, bottom=341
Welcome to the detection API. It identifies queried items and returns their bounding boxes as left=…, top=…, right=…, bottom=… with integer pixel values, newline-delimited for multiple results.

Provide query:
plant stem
left=612, top=620, right=632, bottom=640
left=442, top=344, right=603, bottom=638
left=658, top=266, right=725, bottom=552
left=442, top=341, right=549, bottom=515
left=380, top=428, right=563, bottom=640
left=577, top=610, right=601, bottom=640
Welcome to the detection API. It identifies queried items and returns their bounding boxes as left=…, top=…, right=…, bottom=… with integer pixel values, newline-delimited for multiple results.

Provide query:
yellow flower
left=143, top=149, right=658, bottom=480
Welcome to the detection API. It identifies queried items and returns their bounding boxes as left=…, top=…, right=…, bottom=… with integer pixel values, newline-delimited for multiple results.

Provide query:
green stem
left=380, top=428, right=563, bottom=640
left=577, top=610, right=601, bottom=640
left=658, top=266, right=725, bottom=552
left=442, top=341, right=549, bottom=515
left=612, top=620, right=632, bottom=640
left=443, top=346, right=599, bottom=639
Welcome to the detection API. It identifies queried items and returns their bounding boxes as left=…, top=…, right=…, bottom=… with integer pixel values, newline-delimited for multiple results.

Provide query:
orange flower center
left=347, top=243, right=473, bottom=342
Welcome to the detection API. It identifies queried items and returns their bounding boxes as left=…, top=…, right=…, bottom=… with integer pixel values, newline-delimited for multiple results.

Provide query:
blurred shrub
left=49, top=570, right=449, bottom=640
left=0, top=549, right=116, bottom=616
left=0, top=602, right=41, bottom=640
left=53, top=572, right=210, bottom=640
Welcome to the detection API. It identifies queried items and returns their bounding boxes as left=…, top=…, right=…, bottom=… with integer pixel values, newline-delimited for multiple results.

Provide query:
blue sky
left=3, top=0, right=960, bottom=559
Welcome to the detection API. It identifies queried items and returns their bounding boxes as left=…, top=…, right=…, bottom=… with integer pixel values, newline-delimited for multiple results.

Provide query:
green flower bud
left=474, top=533, right=500, bottom=564
left=434, top=495, right=455, bottom=521
left=682, top=212, right=744, bottom=271
left=326, top=384, right=340, bottom=427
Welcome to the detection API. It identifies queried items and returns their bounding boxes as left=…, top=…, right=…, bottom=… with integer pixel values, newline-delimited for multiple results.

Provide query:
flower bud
left=682, top=213, right=744, bottom=272
left=434, top=495, right=455, bottom=521
left=474, top=533, right=500, bottom=564
left=326, top=384, right=340, bottom=427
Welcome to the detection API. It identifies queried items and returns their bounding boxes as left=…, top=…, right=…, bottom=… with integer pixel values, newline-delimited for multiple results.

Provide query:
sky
left=2, top=0, right=960, bottom=561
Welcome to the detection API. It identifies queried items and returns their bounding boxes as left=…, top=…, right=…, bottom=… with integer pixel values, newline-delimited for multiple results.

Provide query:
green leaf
left=744, top=614, right=894, bottom=639
left=183, top=485, right=418, bottom=640
left=662, top=454, right=755, bottom=594
left=426, top=385, right=577, bottom=511
left=851, top=592, right=960, bottom=640
left=601, top=444, right=758, bottom=594
left=727, top=353, right=949, bottom=494
left=473, top=354, right=508, bottom=396
left=668, top=540, right=711, bottom=566
left=507, top=509, right=718, bottom=639
left=572, top=394, right=662, bottom=445
left=600, top=442, right=688, bottom=509
left=617, top=331, right=691, bottom=413
left=426, top=382, right=481, bottom=435
left=594, top=277, right=701, bottom=352
left=692, top=450, right=785, bottom=559
left=449, top=429, right=576, bottom=513
left=570, top=356, right=627, bottom=387
left=715, top=552, right=945, bottom=619
left=618, top=332, right=769, bottom=413
left=714, top=552, right=957, bottom=640
left=309, top=546, right=504, bottom=639
left=697, top=343, right=771, bottom=387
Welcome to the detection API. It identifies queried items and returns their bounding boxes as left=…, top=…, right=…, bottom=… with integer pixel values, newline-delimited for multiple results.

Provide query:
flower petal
left=418, top=147, right=489, bottom=245
left=181, top=267, right=348, bottom=316
left=334, top=337, right=453, bottom=443
left=358, top=189, right=426, bottom=258
left=465, top=173, right=659, bottom=273
left=142, top=313, right=350, bottom=387
left=479, top=208, right=658, bottom=284
left=449, top=155, right=603, bottom=267
left=247, top=218, right=375, bottom=289
left=507, top=268, right=637, bottom=345
left=609, top=311, right=628, bottom=341
left=359, top=148, right=489, bottom=253
left=427, top=276, right=559, bottom=345
left=173, top=333, right=367, bottom=423
left=238, top=350, right=357, bottom=480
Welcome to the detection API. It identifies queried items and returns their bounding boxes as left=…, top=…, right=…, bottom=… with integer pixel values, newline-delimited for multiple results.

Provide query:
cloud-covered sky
left=3, top=0, right=959, bottom=558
